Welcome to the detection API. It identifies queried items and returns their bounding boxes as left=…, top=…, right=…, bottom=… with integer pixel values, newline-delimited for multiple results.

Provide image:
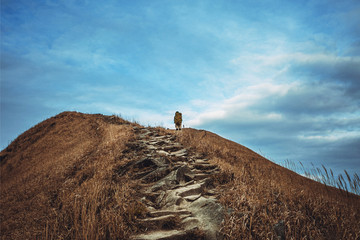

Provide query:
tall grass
left=282, top=160, right=360, bottom=195
left=0, top=112, right=146, bottom=239
left=44, top=180, right=135, bottom=240
left=178, top=128, right=360, bottom=239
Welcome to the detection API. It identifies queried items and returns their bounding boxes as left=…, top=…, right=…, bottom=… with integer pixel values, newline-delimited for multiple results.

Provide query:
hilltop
left=0, top=111, right=359, bottom=239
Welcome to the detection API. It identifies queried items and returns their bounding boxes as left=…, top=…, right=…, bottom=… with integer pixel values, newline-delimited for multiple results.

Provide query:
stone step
left=193, top=159, right=210, bottom=164
left=170, top=180, right=195, bottom=190
left=149, top=210, right=192, bottom=218
left=155, top=140, right=168, bottom=146
left=163, top=145, right=183, bottom=152
left=133, top=169, right=155, bottom=179
left=154, top=135, right=167, bottom=140
left=131, top=230, right=188, bottom=240
left=193, top=173, right=210, bottom=181
left=173, top=165, right=194, bottom=183
left=184, top=194, right=201, bottom=201
left=176, top=183, right=203, bottom=197
left=171, top=177, right=211, bottom=193
left=169, top=156, right=187, bottom=162
left=141, top=167, right=170, bottom=183
left=204, top=189, right=217, bottom=196
left=181, top=217, right=201, bottom=230
left=157, top=150, right=170, bottom=156
left=192, top=162, right=214, bottom=167
left=139, top=131, right=152, bottom=138
left=147, top=140, right=168, bottom=146
left=168, top=135, right=176, bottom=141
left=133, top=158, right=159, bottom=169
left=146, top=145, right=157, bottom=150
left=170, top=149, right=188, bottom=157
left=192, top=164, right=218, bottom=171
left=138, top=215, right=179, bottom=230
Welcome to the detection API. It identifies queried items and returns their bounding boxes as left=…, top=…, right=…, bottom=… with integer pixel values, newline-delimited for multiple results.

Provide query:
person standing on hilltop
left=174, top=111, right=182, bottom=130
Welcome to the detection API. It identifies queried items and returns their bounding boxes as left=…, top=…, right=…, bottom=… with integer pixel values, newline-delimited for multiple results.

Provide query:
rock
left=194, top=159, right=210, bottom=164
left=163, top=144, right=183, bottom=152
left=188, top=197, right=224, bottom=240
left=154, top=136, right=166, bottom=140
left=194, top=173, right=211, bottom=181
left=134, top=169, right=155, bottom=180
left=170, top=149, right=188, bottom=157
left=149, top=210, right=191, bottom=218
left=155, top=140, right=167, bottom=146
left=146, top=145, right=157, bottom=150
left=193, top=164, right=218, bottom=171
left=139, top=130, right=152, bottom=138
left=157, top=150, right=170, bottom=156
left=205, top=189, right=217, bottom=196
left=131, top=230, right=188, bottom=240
left=134, top=158, right=157, bottom=169
left=138, top=215, right=178, bottom=230
left=184, top=194, right=202, bottom=201
left=115, top=161, right=135, bottom=176
left=177, top=183, right=204, bottom=197
left=148, top=165, right=193, bottom=193
left=174, top=165, right=194, bottom=183
left=181, top=217, right=201, bottom=230
left=142, top=167, right=170, bottom=183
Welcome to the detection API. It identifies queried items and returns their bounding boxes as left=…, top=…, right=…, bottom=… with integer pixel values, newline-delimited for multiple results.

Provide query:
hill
left=0, top=111, right=359, bottom=239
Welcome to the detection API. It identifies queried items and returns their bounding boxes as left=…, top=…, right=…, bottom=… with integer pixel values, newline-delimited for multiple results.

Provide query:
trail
left=120, top=127, right=224, bottom=240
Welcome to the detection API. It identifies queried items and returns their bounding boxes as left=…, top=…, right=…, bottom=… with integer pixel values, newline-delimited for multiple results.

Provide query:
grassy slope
left=1, top=112, right=359, bottom=239
left=178, top=128, right=360, bottom=239
left=0, top=112, right=139, bottom=239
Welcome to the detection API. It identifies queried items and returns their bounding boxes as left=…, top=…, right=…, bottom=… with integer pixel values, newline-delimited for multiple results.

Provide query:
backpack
left=174, top=111, right=182, bottom=126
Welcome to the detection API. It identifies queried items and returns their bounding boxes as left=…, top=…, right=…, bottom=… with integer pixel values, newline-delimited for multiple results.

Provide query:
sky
left=1, top=0, right=359, bottom=176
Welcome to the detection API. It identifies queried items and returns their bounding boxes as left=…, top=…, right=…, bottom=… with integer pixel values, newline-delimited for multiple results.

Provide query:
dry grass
left=282, top=159, right=360, bottom=195
left=0, top=112, right=143, bottom=239
left=1, top=114, right=359, bottom=239
left=178, top=128, right=360, bottom=240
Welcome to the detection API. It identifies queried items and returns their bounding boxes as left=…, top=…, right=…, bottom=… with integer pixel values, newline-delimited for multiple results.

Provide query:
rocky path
left=120, top=127, right=224, bottom=240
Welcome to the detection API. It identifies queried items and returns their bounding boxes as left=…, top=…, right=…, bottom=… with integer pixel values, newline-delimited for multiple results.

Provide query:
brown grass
left=1, top=114, right=359, bottom=239
left=0, top=112, right=142, bottom=239
left=282, top=159, right=360, bottom=195
left=178, top=128, right=360, bottom=240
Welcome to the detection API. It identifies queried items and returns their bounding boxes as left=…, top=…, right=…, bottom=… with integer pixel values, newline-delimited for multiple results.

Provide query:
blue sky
left=1, top=0, right=359, bottom=176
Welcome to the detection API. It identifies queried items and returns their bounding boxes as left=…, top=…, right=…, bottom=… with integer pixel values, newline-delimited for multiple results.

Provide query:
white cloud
left=232, top=52, right=360, bottom=68
left=298, top=131, right=360, bottom=142
left=186, top=82, right=295, bottom=127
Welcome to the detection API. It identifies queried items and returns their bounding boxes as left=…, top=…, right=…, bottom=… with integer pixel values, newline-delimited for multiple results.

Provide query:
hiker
left=174, top=111, right=182, bottom=130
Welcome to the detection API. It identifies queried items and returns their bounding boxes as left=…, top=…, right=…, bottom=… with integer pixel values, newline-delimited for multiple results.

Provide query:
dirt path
left=121, top=127, right=224, bottom=240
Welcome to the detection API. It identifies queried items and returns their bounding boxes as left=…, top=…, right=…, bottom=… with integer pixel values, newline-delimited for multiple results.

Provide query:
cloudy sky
left=1, top=0, right=359, bottom=176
